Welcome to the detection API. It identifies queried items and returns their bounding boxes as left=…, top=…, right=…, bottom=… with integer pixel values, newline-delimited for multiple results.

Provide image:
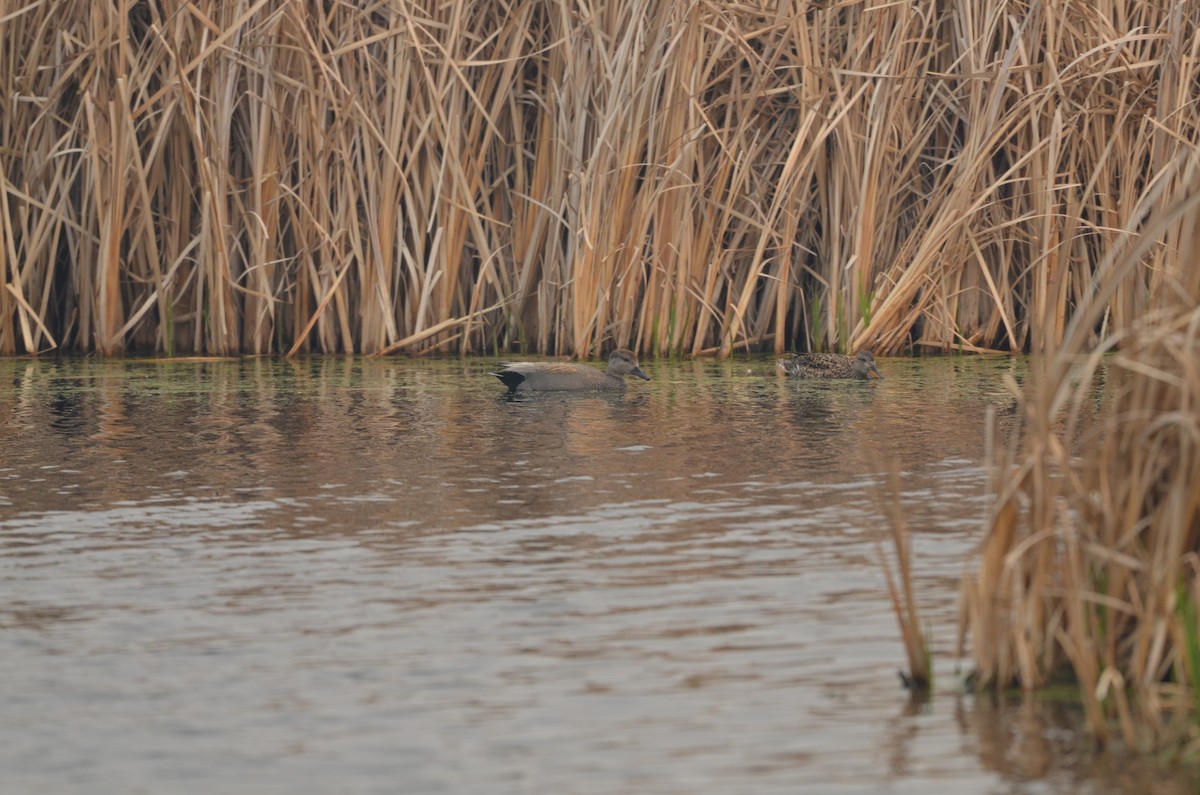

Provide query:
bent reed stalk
left=1, top=0, right=1198, bottom=357
left=961, top=156, right=1200, bottom=749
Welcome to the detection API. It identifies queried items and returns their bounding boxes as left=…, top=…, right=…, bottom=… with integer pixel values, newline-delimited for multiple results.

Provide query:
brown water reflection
left=1, top=356, right=1193, bottom=793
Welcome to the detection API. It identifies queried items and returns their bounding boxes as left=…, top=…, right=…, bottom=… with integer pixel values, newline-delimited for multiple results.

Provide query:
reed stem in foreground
left=877, top=471, right=931, bottom=691
left=960, top=158, right=1200, bottom=748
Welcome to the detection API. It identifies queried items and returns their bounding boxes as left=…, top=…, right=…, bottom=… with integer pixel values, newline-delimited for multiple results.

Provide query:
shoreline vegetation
left=960, top=174, right=1200, bottom=751
left=0, top=2, right=1196, bottom=359
left=5, top=0, right=1200, bottom=752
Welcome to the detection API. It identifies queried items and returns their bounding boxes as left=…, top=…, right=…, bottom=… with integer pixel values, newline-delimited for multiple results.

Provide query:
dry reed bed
left=961, top=159, right=1200, bottom=748
left=1, top=0, right=1198, bottom=356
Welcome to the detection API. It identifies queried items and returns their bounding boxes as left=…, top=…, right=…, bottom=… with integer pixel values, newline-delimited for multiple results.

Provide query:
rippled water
left=1, top=356, right=1196, bottom=793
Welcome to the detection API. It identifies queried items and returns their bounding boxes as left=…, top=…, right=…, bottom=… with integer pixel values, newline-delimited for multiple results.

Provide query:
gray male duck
left=493, top=349, right=651, bottom=393
left=777, top=350, right=882, bottom=380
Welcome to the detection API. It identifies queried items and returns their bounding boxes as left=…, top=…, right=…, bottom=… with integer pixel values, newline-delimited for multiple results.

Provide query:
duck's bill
left=633, top=368, right=651, bottom=381
left=869, top=366, right=883, bottom=379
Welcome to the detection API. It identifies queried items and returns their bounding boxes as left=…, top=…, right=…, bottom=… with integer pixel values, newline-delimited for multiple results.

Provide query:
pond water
left=1, top=355, right=1196, bottom=794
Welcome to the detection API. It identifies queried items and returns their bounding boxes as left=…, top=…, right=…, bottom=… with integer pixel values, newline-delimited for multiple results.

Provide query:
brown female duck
left=493, top=349, right=651, bottom=393
left=777, top=350, right=882, bottom=380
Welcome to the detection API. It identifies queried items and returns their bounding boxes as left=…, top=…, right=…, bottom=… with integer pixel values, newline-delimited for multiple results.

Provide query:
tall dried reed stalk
left=961, top=152, right=1200, bottom=748
left=1, top=1, right=1198, bottom=356
left=877, top=470, right=931, bottom=691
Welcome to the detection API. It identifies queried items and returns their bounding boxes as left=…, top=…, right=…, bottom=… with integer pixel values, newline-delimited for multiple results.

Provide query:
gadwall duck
left=777, top=350, right=882, bottom=380
left=493, top=349, right=651, bottom=393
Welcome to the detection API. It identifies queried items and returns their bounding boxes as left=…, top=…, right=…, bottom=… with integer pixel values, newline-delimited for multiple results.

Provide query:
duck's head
left=608, top=349, right=651, bottom=381
left=854, top=350, right=883, bottom=379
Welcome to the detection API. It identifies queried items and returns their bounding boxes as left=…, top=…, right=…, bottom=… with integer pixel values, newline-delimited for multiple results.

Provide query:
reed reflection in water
left=2, top=356, right=1194, bottom=794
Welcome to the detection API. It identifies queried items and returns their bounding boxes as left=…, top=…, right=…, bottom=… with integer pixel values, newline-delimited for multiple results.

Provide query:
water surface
left=1, top=355, right=1195, bottom=793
